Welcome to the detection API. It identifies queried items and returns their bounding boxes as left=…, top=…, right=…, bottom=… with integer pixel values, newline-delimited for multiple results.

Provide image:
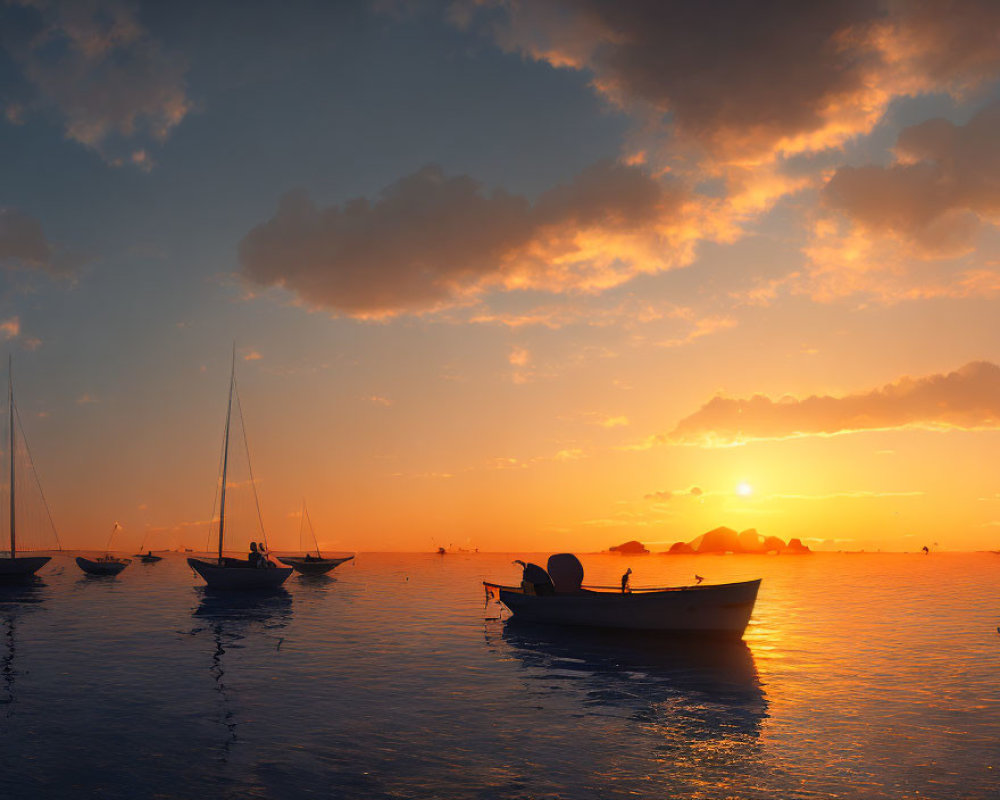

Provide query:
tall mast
left=217, top=347, right=236, bottom=563
left=305, top=502, right=320, bottom=558
left=8, top=356, right=13, bottom=559
left=298, top=498, right=306, bottom=553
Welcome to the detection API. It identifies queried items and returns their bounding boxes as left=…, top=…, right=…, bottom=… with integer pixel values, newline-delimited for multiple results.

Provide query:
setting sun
left=736, top=482, right=754, bottom=497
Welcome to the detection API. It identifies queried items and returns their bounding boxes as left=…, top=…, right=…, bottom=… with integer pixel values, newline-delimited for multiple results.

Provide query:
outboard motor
left=546, top=553, right=584, bottom=593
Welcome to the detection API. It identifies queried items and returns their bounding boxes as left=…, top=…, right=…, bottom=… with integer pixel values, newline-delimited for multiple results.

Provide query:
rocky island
left=663, top=527, right=811, bottom=554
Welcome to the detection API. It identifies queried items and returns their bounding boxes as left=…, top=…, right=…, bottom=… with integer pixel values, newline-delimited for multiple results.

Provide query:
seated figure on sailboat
left=248, top=541, right=263, bottom=568
left=260, top=542, right=275, bottom=567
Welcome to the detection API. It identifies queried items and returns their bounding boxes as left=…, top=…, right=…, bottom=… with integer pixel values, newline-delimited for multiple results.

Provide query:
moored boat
left=485, top=554, right=761, bottom=638
left=277, top=554, right=354, bottom=575
left=187, top=348, right=291, bottom=591
left=134, top=530, right=164, bottom=563
left=77, top=523, right=132, bottom=576
left=0, top=556, right=51, bottom=579
left=276, top=501, right=354, bottom=575
left=188, top=557, right=291, bottom=589
left=0, top=357, right=60, bottom=581
left=76, top=555, right=131, bottom=576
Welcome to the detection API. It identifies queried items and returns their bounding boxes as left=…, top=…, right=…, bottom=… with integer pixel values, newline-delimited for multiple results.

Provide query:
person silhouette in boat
left=248, top=541, right=263, bottom=568
left=513, top=559, right=554, bottom=595
left=621, top=567, right=632, bottom=594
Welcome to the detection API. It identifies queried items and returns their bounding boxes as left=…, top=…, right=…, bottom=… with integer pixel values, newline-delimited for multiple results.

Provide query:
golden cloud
left=671, top=361, right=1000, bottom=446
left=799, top=102, right=1000, bottom=301
left=239, top=160, right=693, bottom=317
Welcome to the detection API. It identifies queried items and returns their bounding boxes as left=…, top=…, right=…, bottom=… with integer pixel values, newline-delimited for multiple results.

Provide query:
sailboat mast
left=305, top=503, right=320, bottom=558
left=8, top=356, right=13, bottom=559
left=217, top=350, right=236, bottom=563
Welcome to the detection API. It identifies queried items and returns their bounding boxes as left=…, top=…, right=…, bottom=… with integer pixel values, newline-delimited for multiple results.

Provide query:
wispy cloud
left=0, top=207, right=80, bottom=275
left=508, top=346, right=530, bottom=367
left=657, top=315, right=738, bottom=348
left=644, top=486, right=703, bottom=501
left=0, top=318, right=19, bottom=339
left=769, top=490, right=925, bottom=501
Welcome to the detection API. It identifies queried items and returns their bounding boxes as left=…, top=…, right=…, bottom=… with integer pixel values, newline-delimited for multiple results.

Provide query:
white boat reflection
left=490, top=622, right=768, bottom=737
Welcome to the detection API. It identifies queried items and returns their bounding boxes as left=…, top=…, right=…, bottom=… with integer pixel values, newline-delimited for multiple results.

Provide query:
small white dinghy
left=277, top=501, right=354, bottom=576
left=77, top=523, right=131, bottom=576
left=187, top=349, right=291, bottom=591
left=485, top=554, right=761, bottom=639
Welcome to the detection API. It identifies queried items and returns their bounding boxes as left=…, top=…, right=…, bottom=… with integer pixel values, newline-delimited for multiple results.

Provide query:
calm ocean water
left=0, top=551, right=997, bottom=799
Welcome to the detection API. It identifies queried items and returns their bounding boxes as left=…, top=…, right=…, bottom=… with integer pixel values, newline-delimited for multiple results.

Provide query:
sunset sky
left=2, top=0, right=1000, bottom=553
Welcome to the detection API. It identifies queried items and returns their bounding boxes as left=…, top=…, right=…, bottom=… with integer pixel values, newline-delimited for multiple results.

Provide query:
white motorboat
left=485, top=554, right=760, bottom=638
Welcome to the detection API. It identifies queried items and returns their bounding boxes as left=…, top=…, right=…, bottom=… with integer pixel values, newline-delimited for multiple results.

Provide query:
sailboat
left=133, top=530, right=163, bottom=563
left=187, top=351, right=292, bottom=590
left=0, top=358, right=57, bottom=580
left=277, top=501, right=354, bottom=575
left=76, top=522, right=131, bottom=576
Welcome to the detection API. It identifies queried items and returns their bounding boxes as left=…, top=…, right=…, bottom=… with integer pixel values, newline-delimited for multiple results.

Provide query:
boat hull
left=277, top=555, right=354, bottom=575
left=489, top=579, right=761, bottom=638
left=76, top=556, right=130, bottom=576
left=138, top=555, right=163, bottom=563
left=0, top=556, right=51, bottom=579
left=188, top=558, right=292, bottom=590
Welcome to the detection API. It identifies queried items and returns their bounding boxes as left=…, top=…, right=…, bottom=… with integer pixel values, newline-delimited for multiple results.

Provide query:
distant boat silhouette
left=187, top=348, right=292, bottom=590
left=0, top=357, right=58, bottom=581
left=133, top=531, right=163, bottom=562
left=277, top=500, right=354, bottom=575
left=76, top=522, right=131, bottom=576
